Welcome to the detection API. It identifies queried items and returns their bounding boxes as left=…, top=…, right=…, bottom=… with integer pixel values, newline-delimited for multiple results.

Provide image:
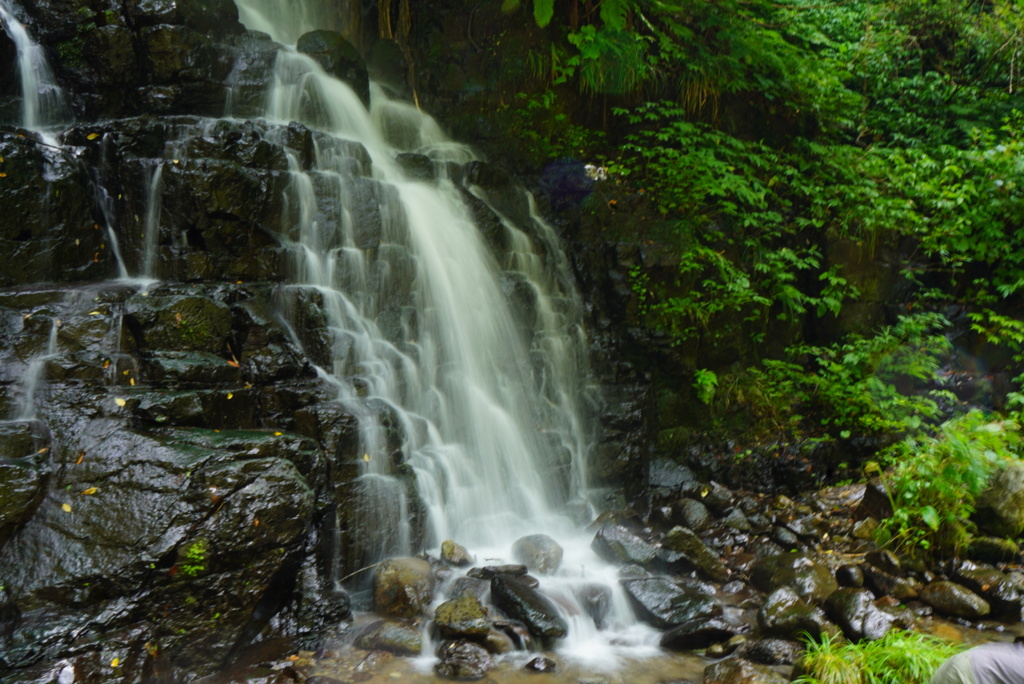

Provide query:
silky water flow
left=228, top=1, right=660, bottom=667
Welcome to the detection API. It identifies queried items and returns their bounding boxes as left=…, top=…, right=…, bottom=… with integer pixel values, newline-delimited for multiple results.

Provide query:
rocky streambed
left=205, top=460, right=1024, bottom=684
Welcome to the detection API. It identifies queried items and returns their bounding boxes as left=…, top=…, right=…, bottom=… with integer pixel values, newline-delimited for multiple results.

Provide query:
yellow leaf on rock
left=114, top=397, right=127, bottom=407
left=82, top=487, right=98, bottom=495
left=362, top=454, right=370, bottom=462
left=274, top=431, right=282, bottom=436
left=226, top=392, right=234, bottom=399
left=111, top=657, right=119, bottom=667
left=129, top=377, right=135, bottom=386
left=87, top=132, right=99, bottom=140
left=61, top=503, right=72, bottom=513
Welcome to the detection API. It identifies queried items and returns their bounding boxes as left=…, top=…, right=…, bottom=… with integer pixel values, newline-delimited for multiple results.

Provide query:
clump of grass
left=794, top=630, right=964, bottom=684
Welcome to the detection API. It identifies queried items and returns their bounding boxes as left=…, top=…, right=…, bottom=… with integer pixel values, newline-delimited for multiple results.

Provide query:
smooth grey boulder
left=621, top=576, right=721, bottom=629
left=591, top=524, right=659, bottom=566
left=920, top=580, right=991, bottom=619
left=512, top=533, right=563, bottom=575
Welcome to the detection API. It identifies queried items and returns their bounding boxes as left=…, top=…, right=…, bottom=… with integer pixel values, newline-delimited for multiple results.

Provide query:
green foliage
left=875, top=411, right=1020, bottom=554
left=794, top=629, right=963, bottom=684
left=693, top=368, right=718, bottom=405
left=738, top=313, right=953, bottom=439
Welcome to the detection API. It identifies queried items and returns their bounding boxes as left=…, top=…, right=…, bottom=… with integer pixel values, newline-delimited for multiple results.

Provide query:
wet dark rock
left=757, top=587, right=841, bottom=641
left=591, top=524, right=659, bottom=566
left=836, top=564, right=865, bottom=588
left=919, top=580, right=991, bottom=619
left=434, top=639, right=493, bottom=680
left=447, top=577, right=490, bottom=602
left=703, top=482, right=734, bottom=516
left=750, top=553, right=838, bottom=603
left=660, top=616, right=739, bottom=651
left=661, top=526, right=730, bottom=582
left=969, top=536, right=1021, bottom=564
left=704, top=656, right=788, bottom=684
left=574, top=583, right=613, bottom=629
left=769, top=525, right=800, bottom=550
left=723, top=508, right=753, bottom=532
left=0, top=460, right=44, bottom=538
left=825, top=587, right=898, bottom=641
left=396, top=153, right=437, bottom=182
left=490, top=575, right=567, bottom=641
left=954, top=564, right=1024, bottom=620
left=492, top=618, right=534, bottom=651
left=440, top=540, right=474, bottom=567
left=863, top=565, right=919, bottom=602
left=621, top=577, right=721, bottom=629
left=373, top=557, right=435, bottom=618
left=649, top=457, right=699, bottom=497
left=676, top=498, right=712, bottom=531
left=512, top=533, right=563, bottom=575
left=296, top=30, right=369, bottom=107
left=355, top=619, right=422, bottom=656
left=734, top=638, right=805, bottom=665
left=865, top=549, right=901, bottom=575
left=975, top=463, right=1024, bottom=538
left=467, top=564, right=527, bottom=579
left=434, top=592, right=490, bottom=639
left=480, top=628, right=516, bottom=654
left=856, top=478, right=893, bottom=521
left=525, top=655, right=557, bottom=672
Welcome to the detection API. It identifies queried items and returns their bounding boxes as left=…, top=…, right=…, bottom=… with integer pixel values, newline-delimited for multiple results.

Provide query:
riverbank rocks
left=758, top=587, right=841, bottom=641
left=490, top=575, right=567, bottom=642
left=512, top=533, right=563, bottom=575
left=373, top=557, right=435, bottom=618
left=953, top=564, right=1024, bottom=620
left=920, top=581, right=991, bottom=619
left=622, top=576, right=721, bottom=628
left=751, top=553, right=838, bottom=603
left=662, top=525, right=730, bottom=582
left=660, top=616, right=739, bottom=650
left=592, top=523, right=659, bottom=566
left=825, top=588, right=899, bottom=641
left=704, top=656, right=788, bottom=684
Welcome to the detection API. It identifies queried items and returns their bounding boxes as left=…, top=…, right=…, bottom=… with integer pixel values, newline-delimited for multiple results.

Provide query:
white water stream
left=0, top=0, right=69, bottom=136
left=230, top=0, right=656, bottom=665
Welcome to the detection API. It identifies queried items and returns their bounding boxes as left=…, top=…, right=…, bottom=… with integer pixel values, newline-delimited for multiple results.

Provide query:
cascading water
left=0, top=0, right=69, bottom=136
left=227, top=0, right=658, bottom=665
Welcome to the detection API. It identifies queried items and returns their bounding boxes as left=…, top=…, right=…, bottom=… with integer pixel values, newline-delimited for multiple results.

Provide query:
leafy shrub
left=875, top=411, right=1020, bottom=554
left=794, top=630, right=963, bottom=684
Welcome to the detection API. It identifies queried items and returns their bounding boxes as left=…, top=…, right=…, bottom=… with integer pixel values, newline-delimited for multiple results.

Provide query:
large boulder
left=591, top=524, right=659, bottom=566
left=661, top=526, right=730, bottom=582
left=757, top=587, right=841, bottom=641
left=373, top=557, right=435, bottom=618
left=434, top=593, right=490, bottom=639
left=919, top=581, right=991, bottom=620
left=824, top=588, right=899, bottom=641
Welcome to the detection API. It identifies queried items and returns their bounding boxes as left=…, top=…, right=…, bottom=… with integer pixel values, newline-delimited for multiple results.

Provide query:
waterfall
left=0, top=0, right=69, bottom=135
left=13, top=316, right=59, bottom=421
left=225, top=0, right=653, bottom=662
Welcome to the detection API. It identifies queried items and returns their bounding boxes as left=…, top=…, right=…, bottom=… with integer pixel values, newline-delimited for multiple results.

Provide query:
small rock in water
left=354, top=619, right=423, bottom=656
left=525, top=655, right=557, bottom=672
left=467, top=564, right=527, bottom=579
left=512, top=533, right=564, bottom=575
left=574, top=583, right=613, bottom=629
left=441, top=540, right=474, bottom=567
left=434, top=593, right=490, bottom=638
left=434, top=640, right=493, bottom=680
